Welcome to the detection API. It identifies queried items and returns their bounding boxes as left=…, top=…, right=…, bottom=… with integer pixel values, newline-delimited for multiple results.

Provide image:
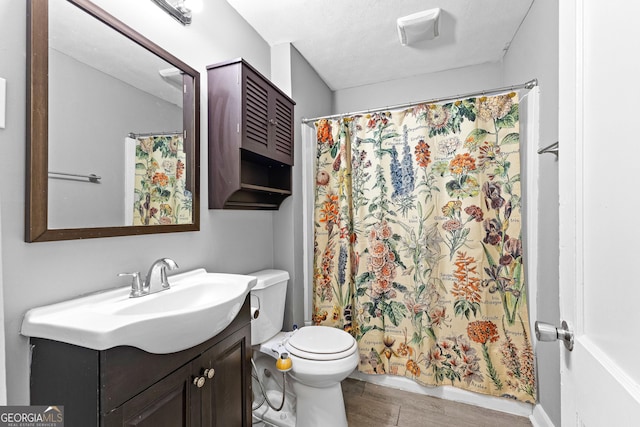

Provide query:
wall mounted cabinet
left=207, top=58, right=295, bottom=210
left=30, top=298, right=252, bottom=427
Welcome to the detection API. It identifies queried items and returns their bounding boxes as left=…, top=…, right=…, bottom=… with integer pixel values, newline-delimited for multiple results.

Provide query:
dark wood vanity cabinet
left=207, top=58, right=296, bottom=210
left=30, top=298, right=252, bottom=427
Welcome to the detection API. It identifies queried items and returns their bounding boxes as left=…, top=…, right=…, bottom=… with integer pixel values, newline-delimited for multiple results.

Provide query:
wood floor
left=342, top=378, right=532, bottom=427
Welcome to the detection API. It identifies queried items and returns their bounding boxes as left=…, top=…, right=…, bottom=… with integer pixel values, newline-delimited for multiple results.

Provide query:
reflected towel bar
left=48, top=171, right=101, bottom=183
left=128, top=131, right=184, bottom=138
left=537, top=141, right=559, bottom=157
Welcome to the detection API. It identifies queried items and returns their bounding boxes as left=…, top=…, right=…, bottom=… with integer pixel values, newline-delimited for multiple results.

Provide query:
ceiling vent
left=397, top=8, right=441, bottom=46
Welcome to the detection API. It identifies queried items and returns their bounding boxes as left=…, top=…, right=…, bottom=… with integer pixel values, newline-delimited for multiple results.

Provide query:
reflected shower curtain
left=313, top=92, right=536, bottom=402
left=132, top=134, right=192, bottom=225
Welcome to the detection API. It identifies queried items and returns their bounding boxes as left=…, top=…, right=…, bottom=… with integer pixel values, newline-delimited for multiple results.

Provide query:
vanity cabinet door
left=103, top=364, right=194, bottom=427
left=196, top=323, right=252, bottom=427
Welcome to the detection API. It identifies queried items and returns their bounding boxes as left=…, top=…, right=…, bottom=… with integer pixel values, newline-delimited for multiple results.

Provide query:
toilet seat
left=285, top=326, right=357, bottom=361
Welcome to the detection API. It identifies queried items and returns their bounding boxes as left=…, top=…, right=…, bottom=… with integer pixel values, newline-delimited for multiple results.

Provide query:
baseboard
left=348, top=371, right=533, bottom=418
left=530, top=404, right=556, bottom=427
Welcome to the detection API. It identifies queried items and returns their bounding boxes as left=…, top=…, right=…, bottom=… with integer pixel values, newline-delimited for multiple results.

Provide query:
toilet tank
left=249, top=269, right=289, bottom=345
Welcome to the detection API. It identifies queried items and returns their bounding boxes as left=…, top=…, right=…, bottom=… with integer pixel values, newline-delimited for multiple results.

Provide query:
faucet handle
left=158, top=258, right=179, bottom=290
left=118, top=272, right=144, bottom=298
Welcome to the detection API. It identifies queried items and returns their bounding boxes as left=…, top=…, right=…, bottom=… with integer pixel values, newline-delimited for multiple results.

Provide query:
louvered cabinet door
left=242, top=66, right=294, bottom=165
left=271, top=91, right=294, bottom=165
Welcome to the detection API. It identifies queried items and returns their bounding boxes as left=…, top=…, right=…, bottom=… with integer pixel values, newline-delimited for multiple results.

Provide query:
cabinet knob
left=269, top=119, right=278, bottom=126
left=193, top=376, right=206, bottom=388
left=204, top=368, right=215, bottom=379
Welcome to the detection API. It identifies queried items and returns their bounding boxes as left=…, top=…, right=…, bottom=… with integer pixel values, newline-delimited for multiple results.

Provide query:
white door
left=558, top=0, right=640, bottom=424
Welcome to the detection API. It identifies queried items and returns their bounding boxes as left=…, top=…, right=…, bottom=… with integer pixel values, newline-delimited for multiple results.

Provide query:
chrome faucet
left=119, top=258, right=179, bottom=298
left=143, top=258, right=179, bottom=295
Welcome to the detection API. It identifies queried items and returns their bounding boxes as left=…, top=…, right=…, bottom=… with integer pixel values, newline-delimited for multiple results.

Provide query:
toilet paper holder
left=250, top=294, right=261, bottom=319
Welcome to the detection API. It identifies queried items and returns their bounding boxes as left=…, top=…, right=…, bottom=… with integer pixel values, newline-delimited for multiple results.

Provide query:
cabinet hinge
left=237, top=123, right=240, bottom=133
left=184, top=84, right=187, bottom=94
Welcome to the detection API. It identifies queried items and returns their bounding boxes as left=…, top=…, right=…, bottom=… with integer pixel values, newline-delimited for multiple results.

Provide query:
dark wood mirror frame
left=26, top=0, right=200, bottom=242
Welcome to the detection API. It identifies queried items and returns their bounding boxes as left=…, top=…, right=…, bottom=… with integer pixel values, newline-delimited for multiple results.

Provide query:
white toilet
left=249, top=269, right=358, bottom=427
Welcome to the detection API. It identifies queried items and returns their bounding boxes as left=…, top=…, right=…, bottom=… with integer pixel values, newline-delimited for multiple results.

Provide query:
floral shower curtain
left=313, top=92, right=536, bottom=402
left=132, top=134, right=192, bottom=225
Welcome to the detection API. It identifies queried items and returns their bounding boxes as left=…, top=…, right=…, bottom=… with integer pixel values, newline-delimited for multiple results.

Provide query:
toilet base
left=291, top=381, right=348, bottom=427
left=252, top=352, right=297, bottom=427
left=251, top=351, right=350, bottom=427
left=252, top=388, right=296, bottom=427
left=253, top=382, right=349, bottom=427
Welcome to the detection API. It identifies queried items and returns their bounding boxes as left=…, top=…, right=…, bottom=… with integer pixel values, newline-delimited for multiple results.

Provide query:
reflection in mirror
left=27, top=0, right=200, bottom=241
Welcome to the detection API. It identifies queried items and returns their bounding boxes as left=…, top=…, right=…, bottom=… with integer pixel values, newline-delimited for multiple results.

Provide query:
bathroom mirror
left=26, top=0, right=200, bottom=242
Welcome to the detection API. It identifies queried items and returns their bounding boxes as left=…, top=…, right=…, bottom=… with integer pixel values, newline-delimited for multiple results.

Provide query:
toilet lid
left=285, top=326, right=357, bottom=361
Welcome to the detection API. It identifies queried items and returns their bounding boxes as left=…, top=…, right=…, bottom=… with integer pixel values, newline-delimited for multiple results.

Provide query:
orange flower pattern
left=449, top=153, right=477, bottom=175
left=152, top=172, right=169, bottom=187
left=452, top=252, right=482, bottom=319
left=313, top=94, right=535, bottom=403
left=319, top=193, right=340, bottom=231
left=467, top=320, right=500, bottom=345
left=316, top=118, right=334, bottom=146
left=414, top=139, right=432, bottom=168
left=176, top=159, right=185, bottom=180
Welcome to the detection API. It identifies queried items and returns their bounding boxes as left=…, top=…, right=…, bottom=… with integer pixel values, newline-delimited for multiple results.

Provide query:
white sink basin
left=21, top=269, right=257, bottom=354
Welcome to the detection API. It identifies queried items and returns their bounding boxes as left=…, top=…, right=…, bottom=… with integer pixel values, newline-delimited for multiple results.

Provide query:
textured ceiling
left=226, top=0, right=535, bottom=90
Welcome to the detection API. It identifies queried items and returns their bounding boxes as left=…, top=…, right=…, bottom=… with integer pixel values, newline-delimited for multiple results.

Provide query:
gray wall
left=333, top=61, right=504, bottom=113
left=0, top=0, right=275, bottom=404
left=48, top=49, right=182, bottom=228
left=503, top=0, right=560, bottom=425
left=274, top=45, right=333, bottom=329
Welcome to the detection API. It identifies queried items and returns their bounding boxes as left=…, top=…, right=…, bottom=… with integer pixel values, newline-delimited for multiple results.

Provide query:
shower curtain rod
left=128, top=130, right=183, bottom=138
left=301, top=78, right=538, bottom=124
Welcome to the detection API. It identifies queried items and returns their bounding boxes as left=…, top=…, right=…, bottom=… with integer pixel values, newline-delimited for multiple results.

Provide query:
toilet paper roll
left=251, top=306, right=260, bottom=319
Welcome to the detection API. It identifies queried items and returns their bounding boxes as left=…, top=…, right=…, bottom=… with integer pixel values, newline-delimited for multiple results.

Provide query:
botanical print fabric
left=313, top=93, right=536, bottom=402
left=133, top=135, right=192, bottom=225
